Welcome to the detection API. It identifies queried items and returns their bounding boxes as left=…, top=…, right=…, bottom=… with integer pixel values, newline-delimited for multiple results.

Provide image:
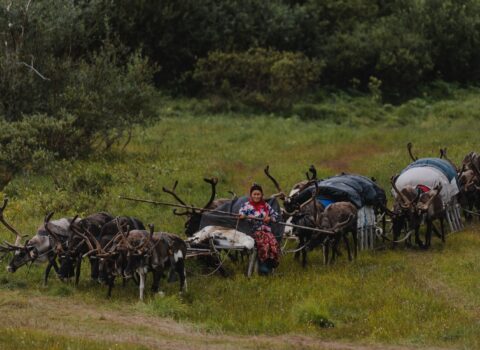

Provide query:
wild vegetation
left=1, top=1, right=480, bottom=349
left=1, top=90, right=480, bottom=349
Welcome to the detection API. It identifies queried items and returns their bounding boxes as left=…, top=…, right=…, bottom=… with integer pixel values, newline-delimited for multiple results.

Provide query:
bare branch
left=17, top=61, right=50, bottom=81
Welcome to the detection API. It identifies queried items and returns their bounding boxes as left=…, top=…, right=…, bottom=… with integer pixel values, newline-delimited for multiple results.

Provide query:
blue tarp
left=294, top=174, right=387, bottom=209
left=403, top=158, right=457, bottom=182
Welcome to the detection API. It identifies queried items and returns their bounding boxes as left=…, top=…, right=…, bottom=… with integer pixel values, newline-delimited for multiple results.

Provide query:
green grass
left=1, top=89, right=480, bottom=348
left=0, top=328, right=147, bottom=350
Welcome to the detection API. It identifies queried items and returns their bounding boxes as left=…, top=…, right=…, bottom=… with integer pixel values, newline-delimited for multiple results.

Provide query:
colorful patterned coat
left=238, top=200, right=279, bottom=235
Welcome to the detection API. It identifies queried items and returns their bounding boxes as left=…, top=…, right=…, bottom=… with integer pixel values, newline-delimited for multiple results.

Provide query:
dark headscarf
left=249, top=183, right=263, bottom=194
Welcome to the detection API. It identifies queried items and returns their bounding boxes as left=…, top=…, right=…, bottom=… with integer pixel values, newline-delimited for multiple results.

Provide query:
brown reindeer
left=391, top=175, right=445, bottom=249
left=309, top=202, right=357, bottom=265
left=264, top=166, right=357, bottom=266
left=95, top=223, right=187, bottom=300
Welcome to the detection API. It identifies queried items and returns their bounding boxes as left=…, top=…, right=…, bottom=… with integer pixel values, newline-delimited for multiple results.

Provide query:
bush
left=193, top=48, right=323, bottom=111
left=0, top=114, right=80, bottom=188
left=0, top=2, right=158, bottom=189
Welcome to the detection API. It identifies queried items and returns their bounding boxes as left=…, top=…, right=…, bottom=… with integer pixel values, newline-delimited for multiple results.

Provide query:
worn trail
left=0, top=291, right=452, bottom=350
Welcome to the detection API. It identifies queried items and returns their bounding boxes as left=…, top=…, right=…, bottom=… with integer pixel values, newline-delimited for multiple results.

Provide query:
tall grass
left=0, top=89, right=480, bottom=348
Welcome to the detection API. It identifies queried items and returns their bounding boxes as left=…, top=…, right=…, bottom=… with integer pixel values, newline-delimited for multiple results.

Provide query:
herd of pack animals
left=0, top=143, right=479, bottom=301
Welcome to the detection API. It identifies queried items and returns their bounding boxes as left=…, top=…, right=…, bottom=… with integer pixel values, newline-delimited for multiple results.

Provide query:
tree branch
left=16, top=61, right=50, bottom=81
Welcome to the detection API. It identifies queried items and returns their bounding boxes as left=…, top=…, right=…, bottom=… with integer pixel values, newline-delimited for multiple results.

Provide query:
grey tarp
left=199, top=196, right=284, bottom=241
left=403, top=158, right=458, bottom=182
left=293, top=174, right=387, bottom=209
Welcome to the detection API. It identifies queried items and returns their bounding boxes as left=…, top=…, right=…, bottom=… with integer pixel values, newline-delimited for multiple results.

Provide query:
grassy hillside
left=0, top=90, right=480, bottom=349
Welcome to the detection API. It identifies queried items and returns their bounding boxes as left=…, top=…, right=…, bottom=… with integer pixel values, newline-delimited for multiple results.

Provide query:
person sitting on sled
left=239, top=183, right=280, bottom=275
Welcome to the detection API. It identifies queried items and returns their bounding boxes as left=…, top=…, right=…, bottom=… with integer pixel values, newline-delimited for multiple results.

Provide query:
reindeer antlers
left=407, top=142, right=418, bottom=162
left=162, top=180, right=187, bottom=206
left=163, top=177, right=219, bottom=215
left=306, top=165, right=317, bottom=181
left=202, top=177, right=218, bottom=209
left=163, top=180, right=190, bottom=216
left=0, top=198, right=25, bottom=247
left=391, top=175, right=414, bottom=209
left=264, top=165, right=286, bottom=199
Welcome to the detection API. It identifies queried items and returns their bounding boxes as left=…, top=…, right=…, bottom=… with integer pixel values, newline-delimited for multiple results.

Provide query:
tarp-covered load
left=402, top=158, right=458, bottom=182
left=294, top=174, right=387, bottom=209
left=395, top=158, right=459, bottom=203
left=199, top=196, right=284, bottom=242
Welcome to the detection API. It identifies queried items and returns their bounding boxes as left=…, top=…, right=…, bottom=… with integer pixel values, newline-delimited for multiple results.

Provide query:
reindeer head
left=163, top=178, right=219, bottom=236
left=123, top=225, right=154, bottom=279
left=0, top=198, right=38, bottom=272
left=416, top=184, right=443, bottom=215
left=264, top=165, right=318, bottom=215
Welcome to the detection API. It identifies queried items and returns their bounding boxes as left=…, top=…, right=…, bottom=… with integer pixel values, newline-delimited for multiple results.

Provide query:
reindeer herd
left=0, top=144, right=479, bottom=300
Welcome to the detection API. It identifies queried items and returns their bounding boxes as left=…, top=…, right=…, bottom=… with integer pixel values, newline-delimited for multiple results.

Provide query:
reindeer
left=308, top=202, right=357, bottom=265
left=96, top=223, right=187, bottom=300
left=52, top=212, right=114, bottom=284
left=53, top=214, right=143, bottom=285
left=263, top=165, right=336, bottom=267
left=391, top=176, right=445, bottom=249
left=163, top=177, right=234, bottom=275
left=0, top=199, right=79, bottom=285
left=457, top=152, right=480, bottom=221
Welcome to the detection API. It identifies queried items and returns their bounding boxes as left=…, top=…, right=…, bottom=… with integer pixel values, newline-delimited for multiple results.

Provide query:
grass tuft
left=136, top=295, right=189, bottom=320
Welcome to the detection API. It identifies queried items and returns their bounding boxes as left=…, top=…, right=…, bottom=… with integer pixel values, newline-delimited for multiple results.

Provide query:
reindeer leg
left=50, top=254, right=59, bottom=274
left=74, top=257, right=82, bottom=286
left=151, top=269, right=161, bottom=294
left=107, top=276, right=115, bottom=298
left=440, top=216, right=445, bottom=243
left=175, top=257, right=187, bottom=293
left=432, top=222, right=442, bottom=239
left=343, top=234, right=352, bottom=261
left=44, top=261, right=53, bottom=286
left=329, top=239, right=337, bottom=265
left=382, top=214, right=386, bottom=243
left=322, top=243, right=328, bottom=265
left=351, top=229, right=358, bottom=259
left=301, top=245, right=308, bottom=268
left=425, top=220, right=432, bottom=249
left=294, top=235, right=304, bottom=262
left=414, top=225, right=424, bottom=249
left=89, top=257, right=99, bottom=281
left=137, top=268, right=145, bottom=301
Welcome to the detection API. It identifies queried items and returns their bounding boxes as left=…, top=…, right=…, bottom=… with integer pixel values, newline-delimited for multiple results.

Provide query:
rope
left=461, top=207, right=480, bottom=217
left=282, top=244, right=307, bottom=254
left=374, top=227, right=414, bottom=243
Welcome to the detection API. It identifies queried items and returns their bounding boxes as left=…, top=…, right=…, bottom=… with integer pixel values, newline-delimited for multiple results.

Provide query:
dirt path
left=0, top=291, right=454, bottom=350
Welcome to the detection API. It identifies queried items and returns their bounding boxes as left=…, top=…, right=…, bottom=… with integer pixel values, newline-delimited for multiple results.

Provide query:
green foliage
left=193, top=48, right=323, bottom=111
left=0, top=1, right=158, bottom=188
left=137, top=295, right=189, bottom=320
left=0, top=114, right=79, bottom=188
left=1, top=94, right=480, bottom=347
left=96, top=0, right=480, bottom=98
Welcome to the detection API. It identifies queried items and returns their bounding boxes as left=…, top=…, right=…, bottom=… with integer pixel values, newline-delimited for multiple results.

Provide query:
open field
left=1, top=90, right=480, bottom=349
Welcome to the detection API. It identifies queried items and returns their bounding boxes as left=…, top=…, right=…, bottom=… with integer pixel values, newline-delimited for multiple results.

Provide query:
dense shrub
left=0, top=1, right=158, bottom=188
left=193, top=48, right=323, bottom=111
left=0, top=115, right=80, bottom=188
